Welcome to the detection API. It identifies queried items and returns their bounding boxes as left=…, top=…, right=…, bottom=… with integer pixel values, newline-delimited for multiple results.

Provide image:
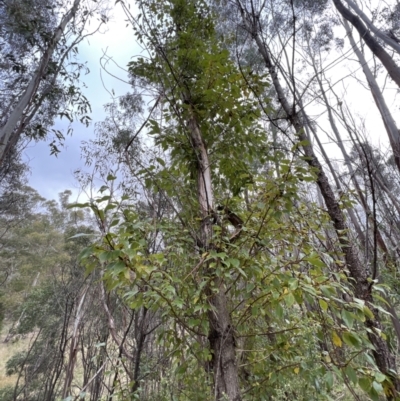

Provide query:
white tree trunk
left=343, top=19, right=400, bottom=173
left=187, top=113, right=241, bottom=401
left=344, top=0, right=400, bottom=55
left=0, top=0, right=82, bottom=164
left=62, top=285, right=89, bottom=398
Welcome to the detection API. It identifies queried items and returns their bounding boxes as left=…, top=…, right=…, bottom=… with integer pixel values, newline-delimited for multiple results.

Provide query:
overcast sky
left=24, top=4, right=137, bottom=202
left=23, top=1, right=398, bottom=203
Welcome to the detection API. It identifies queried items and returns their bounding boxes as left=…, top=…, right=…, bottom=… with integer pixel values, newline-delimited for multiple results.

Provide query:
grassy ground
left=0, top=324, right=31, bottom=390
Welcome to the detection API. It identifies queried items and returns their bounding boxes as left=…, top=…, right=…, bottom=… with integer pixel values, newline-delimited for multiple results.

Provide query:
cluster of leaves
left=73, top=155, right=390, bottom=400
left=0, top=0, right=97, bottom=158
left=68, top=0, right=400, bottom=399
left=128, top=0, right=271, bottom=197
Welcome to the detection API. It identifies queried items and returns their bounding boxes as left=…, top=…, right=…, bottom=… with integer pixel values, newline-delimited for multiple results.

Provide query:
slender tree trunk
left=0, top=0, right=82, bottom=165
left=297, top=87, right=366, bottom=243
left=344, top=0, right=400, bottom=55
left=342, top=18, right=400, bottom=173
left=62, top=285, right=89, bottom=399
left=332, top=0, right=400, bottom=89
left=132, top=307, right=148, bottom=393
left=236, top=3, right=400, bottom=396
left=312, top=63, right=391, bottom=257
left=187, top=114, right=241, bottom=401
left=100, top=282, right=135, bottom=364
left=89, top=332, right=109, bottom=401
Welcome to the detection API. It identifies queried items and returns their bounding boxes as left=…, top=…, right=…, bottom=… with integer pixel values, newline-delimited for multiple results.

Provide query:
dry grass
left=0, top=324, right=31, bottom=390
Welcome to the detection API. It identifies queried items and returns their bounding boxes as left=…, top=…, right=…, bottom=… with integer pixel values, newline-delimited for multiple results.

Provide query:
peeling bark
left=187, top=113, right=241, bottom=401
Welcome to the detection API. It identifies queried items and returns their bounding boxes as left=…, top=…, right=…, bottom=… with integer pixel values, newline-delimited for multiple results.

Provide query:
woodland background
left=1, top=0, right=400, bottom=400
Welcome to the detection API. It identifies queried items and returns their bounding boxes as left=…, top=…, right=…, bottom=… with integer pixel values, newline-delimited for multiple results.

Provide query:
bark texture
left=62, top=286, right=88, bottom=399
left=187, top=114, right=241, bottom=401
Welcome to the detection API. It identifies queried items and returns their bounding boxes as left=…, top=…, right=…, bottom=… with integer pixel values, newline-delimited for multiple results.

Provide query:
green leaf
left=225, top=258, right=240, bottom=268
left=373, top=294, right=389, bottom=306
left=345, top=366, right=358, bottom=384
left=68, top=233, right=96, bottom=239
left=306, top=253, right=325, bottom=268
left=325, top=371, right=334, bottom=390
left=173, top=298, right=184, bottom=309
left=156, top=157, right=166, bottom=166
left=341, top=310, right=354, bottom=329
left=105, top=203, right=117, bottom=212
left=319, top=299, right=328, bottom=311
left=79, top=246, right=93, bottom=260
left=363, top=305, right=375, bottom=320
left=369, top=386, right=380, bottom=401
left=288, top=278, right=298, bottom=290
left=293, top=289, right=303, bottom=304
left=359, top=376, right=371, bottom=391
left=320, top=285, right=336, bottom=297
left=285, top=293, right=295, bottom=308
left=342, top=332, right=362, bottom=348
left=275, top=303, right=284, bottom=319
left=175, top=364, right=186, bottom=375
left=374, top=372, right=386, bottom=383
left=67, top=202, right=89, bottom=209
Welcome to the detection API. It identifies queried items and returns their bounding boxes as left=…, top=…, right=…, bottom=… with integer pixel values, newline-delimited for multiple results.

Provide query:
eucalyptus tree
left=2, top=0, right=395, bottom=399
left=332, top=0, right=400, bottom=88
left=0, top=0, right=106, bottom=166
left=219, top=0, right=400, bottom=397
left=62, top=0, right=400, bottom=400
left=332, top=0, right=400, bottom=173
left=0, top=188, right=111, bottom=401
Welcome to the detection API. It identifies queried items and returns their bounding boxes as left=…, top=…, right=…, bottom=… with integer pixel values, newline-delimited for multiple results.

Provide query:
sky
left=24, top=3, right=137, bottom=202
left=22, top=0, right=399, bottom=203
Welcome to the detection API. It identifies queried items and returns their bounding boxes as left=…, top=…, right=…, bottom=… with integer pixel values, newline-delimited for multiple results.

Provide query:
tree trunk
left=296, top=84, right=366, bottom=244
left=132, top=307, right=148, bottom=393
left=62, top=285, right=88, bottom=399
left=344, top=0, right=400, bottom=55
left=0, top=0, right=82, bottom=165
left=342, top=18, right=400, bottom=173
left=236, top=3, right=400, bottom=396
left=333, top=0, right=400, bottom=90
left=311, top=60, right=391, bottom=258
left=187, top=114, right=241, bottom=401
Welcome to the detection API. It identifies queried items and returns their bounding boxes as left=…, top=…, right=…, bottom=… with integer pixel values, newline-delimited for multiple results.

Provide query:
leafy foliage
left=2, top=0, right=400, bottom=400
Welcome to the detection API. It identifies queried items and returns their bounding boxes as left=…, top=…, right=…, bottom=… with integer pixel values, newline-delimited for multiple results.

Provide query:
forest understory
left=2, top=0, right=400, bottom=400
